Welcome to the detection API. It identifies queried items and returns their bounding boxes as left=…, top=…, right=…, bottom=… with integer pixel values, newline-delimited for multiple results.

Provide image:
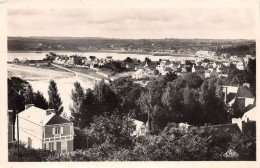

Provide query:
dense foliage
left=9, top=141, right=52, bottom=162
left=216, top=44, right=256, bottom=57
left=45, top=124, right=256, bottom=161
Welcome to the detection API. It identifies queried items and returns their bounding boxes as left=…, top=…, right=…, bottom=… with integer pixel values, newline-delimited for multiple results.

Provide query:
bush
left=9, top=141, right=52, bottom=162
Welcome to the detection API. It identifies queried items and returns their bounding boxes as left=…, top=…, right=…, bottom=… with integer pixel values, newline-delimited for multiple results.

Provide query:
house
left=105, top=56, right=113, bottom=62
left=222, top=85, right=255, bottom=114
left=8, top=110, right=14, bottom=144
left=199, top=120, right=255, bottom=136
left=222, top=61, right=230, bottom=67
left=28, top=60, right=51, bottom=67
left=201, top=62, right=209, bottom=68
left=13, top=58, right=20, bottom=63
left=243, top=55, right=252, bottom=65
left=191, top=65, right=206, bottom=74
left=236, top=61, right=245, bottom=70
left=132, top=69, right=149, bottom=79
left=69, top=55, right=85, bottom=65
left=144, top=62, right=157, bottom=70
left=242, top=107, right=256, bottom=121
left=15, top=105, right=74, bottom=153
left=191, top=65, right=195, bottom=73
left=132, top=120, right=147, bottom=136
left=231, top=117, right=256, bottom=135
left=230, top=56, right=238, bottom=61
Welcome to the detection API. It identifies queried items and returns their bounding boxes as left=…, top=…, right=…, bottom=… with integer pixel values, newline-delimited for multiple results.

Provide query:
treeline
left=8, top=36, right=255, bottom=52
left=216, top=43, right=256, bottom=57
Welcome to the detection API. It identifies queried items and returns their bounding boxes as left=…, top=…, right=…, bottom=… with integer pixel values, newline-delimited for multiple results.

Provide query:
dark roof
left=165, top=67, right=173, bottom=72
left=165, top=60, right=171, bottom=66
left=210, top=70, right=218, bottom=77
left=237, top=86, right=254, bottom=98
left=194, top=66, right=206, bottom=73
left=219, top=66, right=229, bottom=73
left=227, top=93, right=236, bottom=103
left=147, top=62, right=157, bottom=69
left=245, top=103, right=256, bottom=113
left=46, top=115, right=71, bottom=125
left=198, top=124, right=241, bottom=135
left=171, top=63, right=179, bottom=71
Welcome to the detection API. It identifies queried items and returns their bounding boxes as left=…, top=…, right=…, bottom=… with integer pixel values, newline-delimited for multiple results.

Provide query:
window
left=43, top=143, right=46, bottom=150
left=52, top=126, right=64, bottom=135
left=55, top=127, right=61, bottom=134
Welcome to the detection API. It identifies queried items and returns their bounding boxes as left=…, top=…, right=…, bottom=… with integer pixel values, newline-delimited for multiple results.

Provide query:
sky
left=7, top=8, right=256, bottom=39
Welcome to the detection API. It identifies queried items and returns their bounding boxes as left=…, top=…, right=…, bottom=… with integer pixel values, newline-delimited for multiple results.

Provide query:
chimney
left=25, top=104, right=34, bottom=109
left=46, top=109, right=56, bottom=115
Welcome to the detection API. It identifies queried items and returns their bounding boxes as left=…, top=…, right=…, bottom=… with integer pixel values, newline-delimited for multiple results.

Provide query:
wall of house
left=245, top=98, right=254, bottom=107
left=67, top=140, right=73, bottom=152
left=15, top=117, right=43, bottom=149
left=45, top=124, right=71, bottom=138
left=242, top=121, right=256, bottom=136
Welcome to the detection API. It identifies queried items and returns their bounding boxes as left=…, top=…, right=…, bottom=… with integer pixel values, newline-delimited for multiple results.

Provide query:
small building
left=15, top=105, right=74, bottom=153
left=236, top=61, right=245, bottom=70
left=13, top=58, right=20, bottom=63
left=28, top=60, right=51, bottom=66
left=105, top=56, right=113, bottom=62
left=132, top=69, right=149, bottom=79
left=222, top=85, right=255, bottom=115
left=132, top=120, right=147, bottom=136
left=69, top=56, right=85, bottom=65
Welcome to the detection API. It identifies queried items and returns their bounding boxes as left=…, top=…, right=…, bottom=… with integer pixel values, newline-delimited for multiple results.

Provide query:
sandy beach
left=8, top=64, right=94, bottom=117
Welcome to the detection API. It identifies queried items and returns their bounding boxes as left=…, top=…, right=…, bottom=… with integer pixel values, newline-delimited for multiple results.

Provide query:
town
left=8, top=40, right=256, bottom=161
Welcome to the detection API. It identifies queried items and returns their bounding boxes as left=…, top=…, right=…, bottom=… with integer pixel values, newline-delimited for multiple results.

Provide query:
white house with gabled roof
left=15, top=105, right=74, bottom=153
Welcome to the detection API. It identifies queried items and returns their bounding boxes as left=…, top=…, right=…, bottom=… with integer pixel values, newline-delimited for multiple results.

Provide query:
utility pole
left=16, top=112, right=19, bottom=160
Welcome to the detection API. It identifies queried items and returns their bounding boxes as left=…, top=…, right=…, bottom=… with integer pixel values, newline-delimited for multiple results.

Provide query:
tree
left=85, top=112, right=135, bottom=148
left=144, top=57, right=151, bottom=64
left=70, top=82, right=85, bottom=127
left=124, top=57, right=133, bottom=63
left=164, top=71, right=178, bottom=82
left=81, top=89, right=99, bottom=128
left=48, top=79, right=63, bottom=115
left=33, top=91, right=48, bottom=109
left=247, top=59, right=256, bottom=74
left=23, top=84, right=34, bottom=104
left=154, top=69, right=159, bottom=75
left=110, top=77, right=135, bottom=104
left=199, top=79, right=227, bottom=124
left=93, top=79, right=120, bottom=115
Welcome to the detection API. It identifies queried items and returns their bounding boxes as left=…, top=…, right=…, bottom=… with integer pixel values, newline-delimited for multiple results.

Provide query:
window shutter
left=60, top=127, right=63, bottom=134
left=52, top=128, right=55, bottom=135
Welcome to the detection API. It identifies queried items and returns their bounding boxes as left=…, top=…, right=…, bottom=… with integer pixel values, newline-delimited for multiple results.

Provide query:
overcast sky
left=7, top=8, right=255, bottom=39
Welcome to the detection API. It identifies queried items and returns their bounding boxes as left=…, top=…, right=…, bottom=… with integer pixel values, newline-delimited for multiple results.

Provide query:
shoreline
left=7, top=50, right=195, bottom=57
